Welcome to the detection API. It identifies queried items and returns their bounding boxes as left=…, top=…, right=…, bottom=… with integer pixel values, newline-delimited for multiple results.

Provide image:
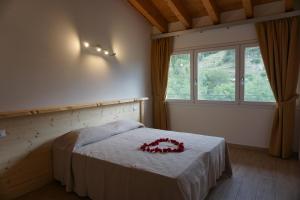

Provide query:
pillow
left=74, top=120, right=144, bottom=148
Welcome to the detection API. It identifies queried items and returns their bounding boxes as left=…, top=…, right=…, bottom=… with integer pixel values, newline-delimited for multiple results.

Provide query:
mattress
left=53, top=120, right=232, bottom=200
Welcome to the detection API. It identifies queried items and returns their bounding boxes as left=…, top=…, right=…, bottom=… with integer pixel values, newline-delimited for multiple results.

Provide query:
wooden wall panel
left=0, top=102, right=141, bottom=200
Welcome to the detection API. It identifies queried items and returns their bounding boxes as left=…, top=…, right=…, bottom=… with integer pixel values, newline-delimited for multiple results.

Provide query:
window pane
left=166, top=54, right=191, bottom=100
left=244, top=47, right=275, bottom=102
left=197, top=49, right=236, bottom=101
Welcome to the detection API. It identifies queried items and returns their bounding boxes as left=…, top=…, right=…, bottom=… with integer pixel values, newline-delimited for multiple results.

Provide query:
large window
left=166, top=53, right=191, bottom=100
left=197, top=49, right=236, bottom=101
left=166, top=43, right=275, bottom=104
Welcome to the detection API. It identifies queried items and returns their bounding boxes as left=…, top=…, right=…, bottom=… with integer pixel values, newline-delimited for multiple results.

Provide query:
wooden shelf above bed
left=0, top=97, right=149, bottom=120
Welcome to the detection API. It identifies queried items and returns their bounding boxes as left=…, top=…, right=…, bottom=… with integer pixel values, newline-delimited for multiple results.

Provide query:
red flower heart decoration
left=140, top=138, right=184, bottom=153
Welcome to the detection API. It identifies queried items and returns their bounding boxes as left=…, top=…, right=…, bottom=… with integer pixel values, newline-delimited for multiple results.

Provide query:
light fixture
left=96, top=46, right=102, bottom=52
left=82, top=41, right=115, bottom=57
left=83, top=41, right=90, bottom=48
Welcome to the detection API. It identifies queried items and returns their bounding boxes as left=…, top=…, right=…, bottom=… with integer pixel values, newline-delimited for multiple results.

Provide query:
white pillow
left=74, top=120, right=144, bottom=148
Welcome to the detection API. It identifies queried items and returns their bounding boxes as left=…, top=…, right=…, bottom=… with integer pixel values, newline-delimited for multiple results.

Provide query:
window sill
left=165, top=99, right=193, bottom=104
left=167, top=100, right=276, bottom=110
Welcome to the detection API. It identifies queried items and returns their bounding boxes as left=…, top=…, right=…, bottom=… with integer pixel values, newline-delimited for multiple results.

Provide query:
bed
left=53, top=120, right=232, bottom=200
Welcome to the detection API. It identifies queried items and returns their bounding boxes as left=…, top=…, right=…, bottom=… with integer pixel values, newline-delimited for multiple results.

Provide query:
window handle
left=241, top=77, right=244, bottom=85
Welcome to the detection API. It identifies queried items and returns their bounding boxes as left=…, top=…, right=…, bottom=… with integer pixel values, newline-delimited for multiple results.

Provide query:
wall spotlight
left=82, top=41, right=115, bottom=57
left=83, top=41, right=90, bottom=48
left=96, top=46, right=102, bottom=52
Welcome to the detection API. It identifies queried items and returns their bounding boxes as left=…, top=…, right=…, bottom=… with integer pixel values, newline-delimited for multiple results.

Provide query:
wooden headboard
left=0, top=97, right=148, bottom=200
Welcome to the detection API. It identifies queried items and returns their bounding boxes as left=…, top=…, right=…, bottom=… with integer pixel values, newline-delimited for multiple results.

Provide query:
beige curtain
left=256, top=17, right=300, bottom=158
left=151, top=37, right=173, bottom=129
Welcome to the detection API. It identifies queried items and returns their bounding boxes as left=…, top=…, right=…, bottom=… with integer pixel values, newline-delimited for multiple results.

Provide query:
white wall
left=169, top=20, right=300, bottom=151
left=0, top=0, right=153, bottom=126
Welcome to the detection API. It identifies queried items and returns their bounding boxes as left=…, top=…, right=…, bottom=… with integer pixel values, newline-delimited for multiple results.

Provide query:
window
left=243, top=46, right=275, bottom=102
left=166, top=53, right=191, bottom=100
left=197, top=49, right=236, bottom=101
left=166, top=43, right=275, bottom=105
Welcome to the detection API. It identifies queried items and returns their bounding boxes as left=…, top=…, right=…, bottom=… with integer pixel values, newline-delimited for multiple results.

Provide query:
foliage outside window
left=244, top=47, right=275, bottom=102
left=197, top=49, right=236, bottom=101
left=166, top=54, right=191, bottom=100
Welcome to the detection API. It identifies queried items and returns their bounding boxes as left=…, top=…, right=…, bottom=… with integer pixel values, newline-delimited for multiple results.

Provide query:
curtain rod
left=152, top=10, right=300, bottom=39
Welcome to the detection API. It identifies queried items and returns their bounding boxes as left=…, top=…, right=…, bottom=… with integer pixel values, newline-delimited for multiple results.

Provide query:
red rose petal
left=140, top=138, right=184, bottom=154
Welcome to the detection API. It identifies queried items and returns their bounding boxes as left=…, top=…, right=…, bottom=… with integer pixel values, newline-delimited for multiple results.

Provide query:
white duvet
left=53, top=120, right=232, bottom=200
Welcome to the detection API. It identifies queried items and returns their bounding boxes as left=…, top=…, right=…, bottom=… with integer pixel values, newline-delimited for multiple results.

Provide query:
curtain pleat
left=151, top=37, right=173, bottom=129
left=256, top=17, right=300, bottom=158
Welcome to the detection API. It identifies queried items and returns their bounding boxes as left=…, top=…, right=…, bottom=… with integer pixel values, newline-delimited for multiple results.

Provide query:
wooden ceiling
left=128, top=0, right=294, bottom=33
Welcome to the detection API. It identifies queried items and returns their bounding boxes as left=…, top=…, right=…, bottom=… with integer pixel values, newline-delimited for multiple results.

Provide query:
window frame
left=166, top=50, right=194, bottom=103
left=166, top=41, right=276, bottom=107
left=240, top=43, right=276, bottom=106
left=194, top=45, right=240, bottom=105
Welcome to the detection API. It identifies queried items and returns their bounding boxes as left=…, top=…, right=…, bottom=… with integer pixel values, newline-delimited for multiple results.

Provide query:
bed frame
left=0, top=97, right=148, bottom=200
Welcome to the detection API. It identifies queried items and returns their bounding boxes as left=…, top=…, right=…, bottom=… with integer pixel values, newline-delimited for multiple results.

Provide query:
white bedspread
left=53, top=121, right=231, bottom=200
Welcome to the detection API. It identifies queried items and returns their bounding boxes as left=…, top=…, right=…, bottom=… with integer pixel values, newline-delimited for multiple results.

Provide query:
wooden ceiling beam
left=128, top=0, right=168, bottom=33
left=153, top=10, right=300, bottom=39
left=201, top=0, right=220, bottom=24
left=165, top=0, right=192, bottom=28
left=284, top=0, right=294, bottom=11
left=242, top=0, right=253, bottom=18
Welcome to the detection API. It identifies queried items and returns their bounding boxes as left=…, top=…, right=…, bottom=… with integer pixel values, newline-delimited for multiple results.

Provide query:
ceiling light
left=104, top=50, right=109, bottom=55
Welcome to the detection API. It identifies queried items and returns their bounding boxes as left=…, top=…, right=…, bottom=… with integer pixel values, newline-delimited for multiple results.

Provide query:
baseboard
left=228, top=143, right=299, bottom=159
left=227, top=143, right=268, bottom=152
